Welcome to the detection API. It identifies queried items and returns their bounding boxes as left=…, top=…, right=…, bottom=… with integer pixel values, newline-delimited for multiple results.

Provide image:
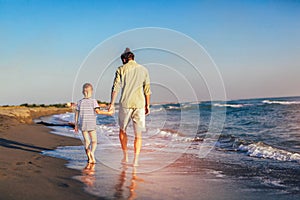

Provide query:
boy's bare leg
left=119, top=129, right=128, bottom=163
left=89, top=130, right=97, bottom=163
left=133, top=133, right=142, bottom=166
left=82, top=131, right=92, bottom=162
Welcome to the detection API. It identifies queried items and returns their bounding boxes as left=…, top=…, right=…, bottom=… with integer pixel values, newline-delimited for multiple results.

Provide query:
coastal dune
left=0, top=106, right=72, bottom=125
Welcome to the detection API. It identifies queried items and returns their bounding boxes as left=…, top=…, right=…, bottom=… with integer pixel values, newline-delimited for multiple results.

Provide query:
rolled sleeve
left=93, top=99, right=100, bottom=109
left=143, top=70, right=151, bottom=95
left=112, top=68, right=121, bottom=93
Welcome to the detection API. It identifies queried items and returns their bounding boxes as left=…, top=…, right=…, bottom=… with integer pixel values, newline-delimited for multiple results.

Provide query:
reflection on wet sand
left=114, top=165, right=145, bottom=200
left=81, top=163, right=96, bottom=187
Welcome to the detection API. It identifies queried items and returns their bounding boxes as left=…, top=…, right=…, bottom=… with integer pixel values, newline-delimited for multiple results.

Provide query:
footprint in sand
left=16, top=161, right=25, bottom=165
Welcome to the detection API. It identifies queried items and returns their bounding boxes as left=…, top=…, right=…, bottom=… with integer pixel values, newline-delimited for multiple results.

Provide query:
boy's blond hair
left=82, top=83, right=93, bottom=97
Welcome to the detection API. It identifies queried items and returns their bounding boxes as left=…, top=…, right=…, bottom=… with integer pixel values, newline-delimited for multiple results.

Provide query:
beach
left=1, top=100, right=300, bottom=200
left=0, top=107, right=100, bottom=200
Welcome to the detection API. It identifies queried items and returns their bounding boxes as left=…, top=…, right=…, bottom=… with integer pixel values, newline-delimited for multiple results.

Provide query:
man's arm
left=144, top=69, right=151, bottom=115
left=145, top=94, right=151, bottom=115
left=108, top=91, right=117, bottom=111
left=108, top=68, right=121, bottom=112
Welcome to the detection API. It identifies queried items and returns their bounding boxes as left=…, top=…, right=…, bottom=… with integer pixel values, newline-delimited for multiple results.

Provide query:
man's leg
left=89, top=130, right=97, bottom=163
left=132, top=108, right=145, bottom=166
left=119, top=107, right=131, bottom=163
left=119, top=129, right=128, bottom=163
left=133, top=133, right=142, bottom=166
left=82, top=131, right=92, bottom=162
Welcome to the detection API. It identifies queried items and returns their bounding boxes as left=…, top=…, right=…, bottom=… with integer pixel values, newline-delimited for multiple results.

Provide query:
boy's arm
left=95, top=108, right=113, bottom=116
left=74, top=110, right=79, bottom=132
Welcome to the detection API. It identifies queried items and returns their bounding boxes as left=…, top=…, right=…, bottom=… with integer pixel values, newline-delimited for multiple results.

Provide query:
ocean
left=41, top=96, right=300, bottom=199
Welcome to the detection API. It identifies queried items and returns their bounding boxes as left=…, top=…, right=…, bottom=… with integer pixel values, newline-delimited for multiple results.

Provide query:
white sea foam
left=238, top=142, right=300, bottom=162
left=213, top=103, right=248, bottom=108
left=262, top=100, right=300, bottom=105
left=158, top=130, right=194, bottom=142
left=165, top=104, right=194, bottom=110
left=166, top=105, right=181, bottom=110
left=52, top=112, right=74, bottom=122
left=151, top=107, right=164, bottom=113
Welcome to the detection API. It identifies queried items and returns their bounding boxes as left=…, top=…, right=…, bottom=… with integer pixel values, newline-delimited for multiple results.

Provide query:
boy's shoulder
left=78, top=98, right=96, bottom=102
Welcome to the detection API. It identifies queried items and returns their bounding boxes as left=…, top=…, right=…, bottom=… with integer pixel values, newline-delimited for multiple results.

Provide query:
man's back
left=112, top=60, right=151, bottom=108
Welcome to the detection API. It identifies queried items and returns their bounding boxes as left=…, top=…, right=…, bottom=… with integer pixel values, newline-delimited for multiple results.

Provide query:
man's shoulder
left=137, top=64, right=149, bottom=73
left=118, top=61, right=148, bottom=73
left=116, top=65, right=123, bottom=71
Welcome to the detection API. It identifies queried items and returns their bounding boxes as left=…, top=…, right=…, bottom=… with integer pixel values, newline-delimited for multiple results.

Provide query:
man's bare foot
left=133, top=159, right=139, bottom=167
left=121, top=157, right=128, bottom=164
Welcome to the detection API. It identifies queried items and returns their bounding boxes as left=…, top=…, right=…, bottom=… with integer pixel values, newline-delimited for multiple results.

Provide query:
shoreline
left=0, top=108, right=101, bottom=200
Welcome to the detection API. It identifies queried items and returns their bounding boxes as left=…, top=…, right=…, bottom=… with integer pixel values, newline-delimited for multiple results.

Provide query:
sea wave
left=213, top=103, right=250, bottom=108
left=153, top=129, right=195, bottom=142
left=262, top=100, right=300, bottom=105
left=151, top=107, right=165, bottom=113
left=238, top=142, right=300, bottom=162
left=52, top=112, right=74, bottom=123
left=165, top=104, right=195, bottom=110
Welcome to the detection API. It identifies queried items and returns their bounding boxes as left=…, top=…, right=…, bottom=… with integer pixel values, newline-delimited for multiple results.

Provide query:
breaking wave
left=238, top=142, right=300, bottom=162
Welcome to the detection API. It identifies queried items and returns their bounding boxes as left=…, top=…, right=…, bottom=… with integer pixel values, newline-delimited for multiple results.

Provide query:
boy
left=75, top=83, right=112, bottom=163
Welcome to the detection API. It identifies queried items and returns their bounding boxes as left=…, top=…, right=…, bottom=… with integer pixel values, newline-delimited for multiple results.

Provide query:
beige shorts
left=119, top=107, right=145, bottom=134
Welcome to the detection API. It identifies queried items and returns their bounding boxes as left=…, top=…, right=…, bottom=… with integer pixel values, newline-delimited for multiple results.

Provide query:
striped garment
left=76, top=98, right=99, bottom=131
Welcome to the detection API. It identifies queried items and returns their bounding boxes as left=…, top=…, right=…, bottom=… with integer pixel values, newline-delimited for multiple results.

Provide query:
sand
left=1, top=106, right=299, bottom=200
left=0, top=107, right=100, bottom=200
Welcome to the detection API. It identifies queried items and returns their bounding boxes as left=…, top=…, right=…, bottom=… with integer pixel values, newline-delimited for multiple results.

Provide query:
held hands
left=108, top=104, right=115, bottom=114
left=107, top=109, right=114, bottom=116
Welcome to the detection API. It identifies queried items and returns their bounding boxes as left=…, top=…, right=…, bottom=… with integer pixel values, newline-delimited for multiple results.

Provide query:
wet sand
left=66, top=148, right=300, bottom=200
left=0, top=107, right=100, bottom=200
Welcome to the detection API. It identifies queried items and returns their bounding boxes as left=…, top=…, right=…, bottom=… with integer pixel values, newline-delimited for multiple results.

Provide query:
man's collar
left=127, top=60, right=136, bottom=64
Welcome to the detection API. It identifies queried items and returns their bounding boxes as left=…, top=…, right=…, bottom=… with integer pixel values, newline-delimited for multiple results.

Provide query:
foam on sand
left=238, top=142, right=300, bottom=162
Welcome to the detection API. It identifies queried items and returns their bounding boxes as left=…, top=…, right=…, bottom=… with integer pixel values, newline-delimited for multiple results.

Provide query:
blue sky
left=1, top=0, right=300, bottom=104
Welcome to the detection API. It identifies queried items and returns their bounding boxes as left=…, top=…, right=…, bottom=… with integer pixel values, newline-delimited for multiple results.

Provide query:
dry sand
left=0, top=107, right=100, bottom=200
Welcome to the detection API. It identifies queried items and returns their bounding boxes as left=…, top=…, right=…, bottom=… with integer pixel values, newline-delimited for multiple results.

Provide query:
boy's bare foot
left=86, top=149, right=92, bottom=163
left=121, top=151, right=128, bottom=164
left=90, top=152, right=96, bottom=164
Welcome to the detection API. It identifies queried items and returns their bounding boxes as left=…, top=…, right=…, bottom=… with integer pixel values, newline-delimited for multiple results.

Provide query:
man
left=109, top=48, right=151, bottom=166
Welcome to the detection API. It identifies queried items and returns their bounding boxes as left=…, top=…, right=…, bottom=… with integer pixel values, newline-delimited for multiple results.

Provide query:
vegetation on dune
left=1, top=100, right=110, bottom=108
left=97, top=100, right=109, bottom=105
left=19, top=103, right=67, bottom=108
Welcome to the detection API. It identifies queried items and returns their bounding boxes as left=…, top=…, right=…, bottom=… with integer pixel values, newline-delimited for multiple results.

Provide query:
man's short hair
left=121, top=48, right=134, bottom=63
